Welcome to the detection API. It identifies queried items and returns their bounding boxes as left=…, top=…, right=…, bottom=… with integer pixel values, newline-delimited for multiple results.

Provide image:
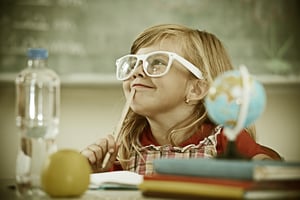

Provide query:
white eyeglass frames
left=115, top=51, right=204, bottom=81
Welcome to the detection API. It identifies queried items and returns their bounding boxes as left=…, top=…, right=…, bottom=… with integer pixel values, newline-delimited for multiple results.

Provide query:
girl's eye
left=151, top=59, right=166, bottom=67
left=148, top=59, right=168, bottom=74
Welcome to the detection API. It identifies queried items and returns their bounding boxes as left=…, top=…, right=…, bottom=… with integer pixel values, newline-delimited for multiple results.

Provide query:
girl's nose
left=132, top=61, right=146, bottom=79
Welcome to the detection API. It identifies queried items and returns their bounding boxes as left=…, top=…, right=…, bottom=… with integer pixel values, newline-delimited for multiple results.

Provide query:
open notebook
left=89, top=171, right=143, bottom=190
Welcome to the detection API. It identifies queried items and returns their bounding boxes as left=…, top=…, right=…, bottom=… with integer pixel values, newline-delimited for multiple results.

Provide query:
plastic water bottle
left=15, top=48, right=60, bottom=196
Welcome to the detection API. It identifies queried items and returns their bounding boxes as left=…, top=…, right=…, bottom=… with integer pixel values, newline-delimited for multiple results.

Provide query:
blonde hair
left=117, top=24, right=255, bottom=169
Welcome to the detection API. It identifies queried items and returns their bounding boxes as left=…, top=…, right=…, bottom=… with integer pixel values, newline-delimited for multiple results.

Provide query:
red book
left=144, top=173, right=253, bottom=188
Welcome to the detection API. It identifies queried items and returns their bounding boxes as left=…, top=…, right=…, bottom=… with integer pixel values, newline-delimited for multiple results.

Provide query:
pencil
left=101, top=89, right=136, bottom=168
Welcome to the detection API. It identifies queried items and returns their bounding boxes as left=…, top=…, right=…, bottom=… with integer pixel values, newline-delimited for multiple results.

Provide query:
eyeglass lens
left=118, top=53, right=170, bottom=79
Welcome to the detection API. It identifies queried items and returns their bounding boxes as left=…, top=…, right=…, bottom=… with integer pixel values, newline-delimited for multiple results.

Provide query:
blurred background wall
left=1, top=0, right=300, bottom=179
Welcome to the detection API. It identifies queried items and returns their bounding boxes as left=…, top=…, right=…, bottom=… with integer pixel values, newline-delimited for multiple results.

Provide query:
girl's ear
left=186, top=79, right=209, bottom=103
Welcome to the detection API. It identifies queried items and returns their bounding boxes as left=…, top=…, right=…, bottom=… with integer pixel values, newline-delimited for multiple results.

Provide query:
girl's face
left=122, top=39, right=194, bottom=118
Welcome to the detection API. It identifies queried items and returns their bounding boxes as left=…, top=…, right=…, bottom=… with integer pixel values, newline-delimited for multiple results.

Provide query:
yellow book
left=139, top=180, right=244, bottom=199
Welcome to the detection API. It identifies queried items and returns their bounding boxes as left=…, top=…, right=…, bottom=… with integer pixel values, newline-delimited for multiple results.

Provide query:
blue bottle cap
left=27, top=48, right=48, bottom=59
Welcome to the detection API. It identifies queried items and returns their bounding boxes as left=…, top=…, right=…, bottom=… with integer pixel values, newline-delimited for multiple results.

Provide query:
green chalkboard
left=1, top=0, right=299, bottom=82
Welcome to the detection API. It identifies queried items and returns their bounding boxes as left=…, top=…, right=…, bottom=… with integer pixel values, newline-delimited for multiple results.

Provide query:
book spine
left=153, top=159, right=255, bottom=180
left=139, top=180, right=244, bottom=199
left=144, top=174, right=253, bottom=188
left=154, top=159, right=300, bottom=180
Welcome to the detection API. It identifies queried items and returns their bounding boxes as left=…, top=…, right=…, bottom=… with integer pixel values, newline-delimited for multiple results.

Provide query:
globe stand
left=217, top=140, right=246, bottom=160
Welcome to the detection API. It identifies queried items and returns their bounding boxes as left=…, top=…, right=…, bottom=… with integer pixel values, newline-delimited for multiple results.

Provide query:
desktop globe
left=205, top=69, right=266, bottom=129
left=205, top=67, right=266, bottom=159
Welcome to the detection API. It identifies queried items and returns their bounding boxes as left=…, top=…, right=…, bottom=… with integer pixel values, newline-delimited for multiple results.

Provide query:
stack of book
left=139, top=159, right=300, bottom=199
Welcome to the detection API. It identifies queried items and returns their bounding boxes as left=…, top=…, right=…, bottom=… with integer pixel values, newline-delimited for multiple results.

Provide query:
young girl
left=81, top=24, right=281, bottom=175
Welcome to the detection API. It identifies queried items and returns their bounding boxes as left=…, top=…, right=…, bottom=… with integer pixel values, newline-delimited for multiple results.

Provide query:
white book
left=254, top=165, right=300, bottom=181
left=89, top=171, right=143, bottom=190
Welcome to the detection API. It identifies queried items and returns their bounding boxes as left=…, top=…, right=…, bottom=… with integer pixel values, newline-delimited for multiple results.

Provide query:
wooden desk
left=0, top=179, right=168, bottom=200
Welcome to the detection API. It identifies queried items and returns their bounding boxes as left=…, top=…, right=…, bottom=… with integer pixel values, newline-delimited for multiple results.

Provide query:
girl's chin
left=130, top=105, right=151, bottom=116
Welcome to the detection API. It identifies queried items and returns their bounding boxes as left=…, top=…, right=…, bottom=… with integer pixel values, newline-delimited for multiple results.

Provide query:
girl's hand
left=252, top=154, right=273, bottom=160
left=80, top=134, right=118, bottom=173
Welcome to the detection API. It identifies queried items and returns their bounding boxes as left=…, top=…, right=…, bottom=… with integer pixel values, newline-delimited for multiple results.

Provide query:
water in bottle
left=15, top=48, right=60, bottom=196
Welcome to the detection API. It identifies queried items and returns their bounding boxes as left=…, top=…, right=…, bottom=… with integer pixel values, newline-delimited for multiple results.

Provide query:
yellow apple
left=41, top=149, right=91, bottom=197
